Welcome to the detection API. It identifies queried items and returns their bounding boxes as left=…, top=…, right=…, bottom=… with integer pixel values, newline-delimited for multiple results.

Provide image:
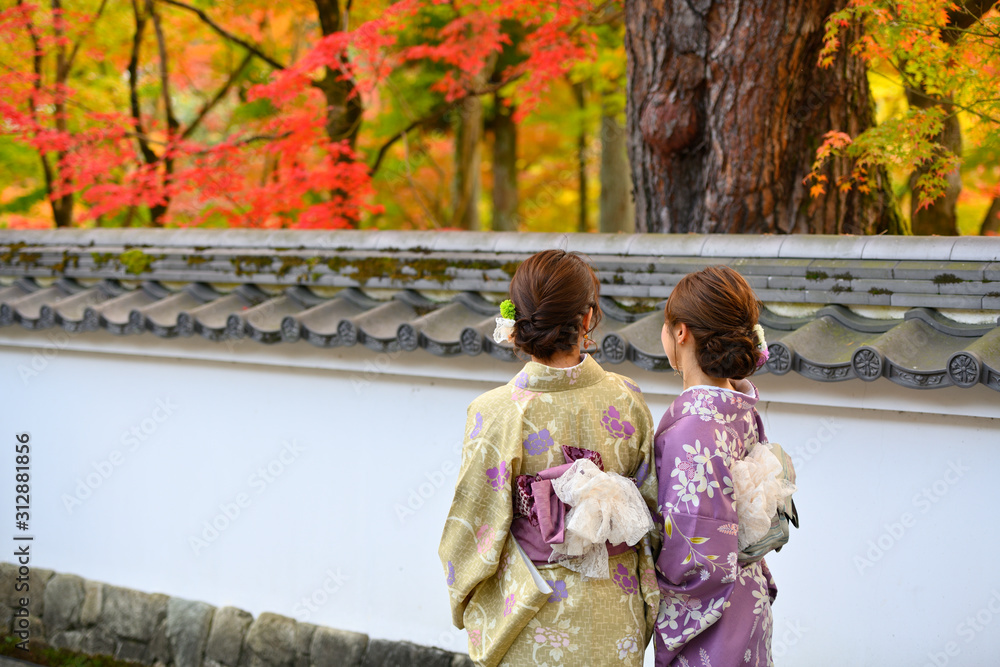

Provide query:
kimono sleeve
left=653, top=415, right=740, bottom=660
left=438, top=396, right=522, bottom=629
left=613, top=374, right=662, bottom=645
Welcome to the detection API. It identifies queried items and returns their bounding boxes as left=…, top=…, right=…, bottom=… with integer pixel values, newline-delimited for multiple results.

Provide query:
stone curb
left=0, top=562, right=469, bottom=667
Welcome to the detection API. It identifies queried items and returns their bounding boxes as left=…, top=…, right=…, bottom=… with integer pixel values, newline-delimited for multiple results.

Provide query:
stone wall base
left=0, top=563, right=471, bottom=667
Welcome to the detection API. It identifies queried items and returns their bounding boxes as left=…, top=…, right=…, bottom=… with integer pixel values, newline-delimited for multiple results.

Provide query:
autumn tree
left=813, top=0, right=1000, bottom=236
left=624, top=0, right=903, bottom=234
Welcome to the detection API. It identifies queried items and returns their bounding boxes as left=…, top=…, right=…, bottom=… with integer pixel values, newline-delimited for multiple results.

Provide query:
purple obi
left=511, top=445, right=637, bottom=564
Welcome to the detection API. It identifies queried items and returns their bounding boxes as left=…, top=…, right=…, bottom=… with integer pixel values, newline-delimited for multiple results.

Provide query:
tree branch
left=62, top=0, right=108, bottom=78
left=16, top=0, right=55, bottom=203
left=157, top=0, right=287, bottom=70
left=368, top=74, right=525, bottom=176
left=181, top=52, right=253, bottom=141
left=129, top=0, right=158, bottom=166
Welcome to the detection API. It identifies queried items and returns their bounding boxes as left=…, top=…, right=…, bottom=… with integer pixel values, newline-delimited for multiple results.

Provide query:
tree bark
left=624, top=0, right=901, bottom=234
left=312, top=0, right=363, bottom=148
left=491, top=93, right=519, bottom=231
left=981, top=197, right=1000, bottom=235
left=906, top=91, right=961, bottom=236
left=50, top=0, right=74, bottom=227
left=452, top=95, right=483, bottom=230
left=599, top=110, right=635, bottom=233
left=901, top=1, right=994, bottom=236
left=572, top=80, right=589, bottom=233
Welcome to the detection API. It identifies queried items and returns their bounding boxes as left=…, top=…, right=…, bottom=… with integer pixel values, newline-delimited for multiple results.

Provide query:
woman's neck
left=682, top=368, right=733, bottom=392
left=532, top=346, right=584, bottom=369
left=678, top=346, right=734, bottom=391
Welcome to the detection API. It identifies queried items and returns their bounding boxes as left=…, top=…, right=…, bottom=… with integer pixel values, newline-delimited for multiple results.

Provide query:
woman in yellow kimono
left=439, top=249, right=661, bottom=667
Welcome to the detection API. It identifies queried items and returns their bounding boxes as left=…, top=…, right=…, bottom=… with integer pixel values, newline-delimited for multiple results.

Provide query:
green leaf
left=690, top=537, right=709, bottom=544
left=681, top=553, right=691, bottom=565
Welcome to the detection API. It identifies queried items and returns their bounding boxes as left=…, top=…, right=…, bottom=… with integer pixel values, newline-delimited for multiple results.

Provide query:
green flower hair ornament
left=494, top=299, right=517, bottom=344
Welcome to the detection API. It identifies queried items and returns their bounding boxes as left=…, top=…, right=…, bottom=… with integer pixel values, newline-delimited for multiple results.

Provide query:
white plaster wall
left=0, top=326, right=998, bottom=666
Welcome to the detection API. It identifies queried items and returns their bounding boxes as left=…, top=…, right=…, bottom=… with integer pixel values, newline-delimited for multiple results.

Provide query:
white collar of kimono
left=514, top=353, right=606, bottom=392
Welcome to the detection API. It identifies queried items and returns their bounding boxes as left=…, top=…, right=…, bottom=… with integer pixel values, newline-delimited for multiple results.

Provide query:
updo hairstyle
left=664, top=265, right=763, bottom=380
left=508, top=249, right=602, bottom=360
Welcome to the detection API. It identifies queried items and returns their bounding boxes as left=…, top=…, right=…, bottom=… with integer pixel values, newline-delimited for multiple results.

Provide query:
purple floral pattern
left=623, top=379, right=642, bottom=393
left=635, top=460, right=650, bottom=487
left=446, top=560, right=455, bottom=586
left=613, top=563, right=638, bottom=594
left=545, top=579, right=568, bottom=603
left=602, top=406, right=636, bottom=440
left=469, top=412, right=483, bottom=438
left=514, top=372, right=529, bottom=389
left=503, top=593, right=516, bottom=617
left=524, top=429, right=554, bottom=455
left=486, top=461, right=509, bottom=491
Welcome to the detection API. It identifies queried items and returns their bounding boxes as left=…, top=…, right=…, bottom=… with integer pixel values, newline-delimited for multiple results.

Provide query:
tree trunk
left=907, top=90, right=961, bottom=236
left=491, top=93, right=518, bottom=231
left=51, top=0, right=74, bottom=227
left=452, top=95, right=483, bottom=230
left=599, top=111, right=634, bottom=233
left=981, top=197, right=1000, bottom=236
left=313, top=0, right=363, bottom=148
left=572, top=80, right=589, bottom=233
left=624, top=0, right=901, bottom=234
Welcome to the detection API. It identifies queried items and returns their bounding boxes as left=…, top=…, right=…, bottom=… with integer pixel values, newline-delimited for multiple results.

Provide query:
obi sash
left=511, top=445, right=638, bottom=564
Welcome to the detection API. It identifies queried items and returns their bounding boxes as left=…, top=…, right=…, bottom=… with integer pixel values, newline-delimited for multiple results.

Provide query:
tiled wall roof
left=1, top=230, right=998, bottom=392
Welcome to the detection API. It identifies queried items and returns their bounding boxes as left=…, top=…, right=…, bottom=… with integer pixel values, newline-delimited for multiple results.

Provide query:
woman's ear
left=581, top=307, right=593, bottom=333
left=675, top=322, right=690, bottom=346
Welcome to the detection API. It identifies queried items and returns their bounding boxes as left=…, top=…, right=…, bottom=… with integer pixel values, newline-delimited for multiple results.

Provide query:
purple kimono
left=653, top=380, right=778, bottom=667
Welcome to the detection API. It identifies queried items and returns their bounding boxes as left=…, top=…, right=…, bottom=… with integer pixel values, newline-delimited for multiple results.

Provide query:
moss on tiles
left=869, top=287, right=894, bottom=295
left=933, top=273, right=964, bottom=285
left=319, top=255, right=462, bottom=285
left=501, top=260, right=522, bottom=277
left=185, top=254, right=214, bottom=267
left=806, top=270, right=829, bottom=281
left=119, top=248, right=159, bottom=275
left=830, top=284, right=853, bottom=293
left=832, top=272, right=855, bottom=281
left=90, top=252, right=116, bottom=268
left=230, top=255, right=275, bottom=276
left=0, top=242, right=27, bottom=264
left=51, top=250, right=80, bottom=273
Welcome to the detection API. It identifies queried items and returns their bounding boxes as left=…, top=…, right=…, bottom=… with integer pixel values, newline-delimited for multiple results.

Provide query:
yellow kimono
left=439, top=354, right=661, bottom=666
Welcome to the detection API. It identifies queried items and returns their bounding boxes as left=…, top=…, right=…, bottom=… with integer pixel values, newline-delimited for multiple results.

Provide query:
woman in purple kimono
left=653, top=266, right=787, bottom=667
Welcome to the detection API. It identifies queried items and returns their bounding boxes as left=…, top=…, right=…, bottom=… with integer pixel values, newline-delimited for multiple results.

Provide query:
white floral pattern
left=653, top=381, right=777, bottom=667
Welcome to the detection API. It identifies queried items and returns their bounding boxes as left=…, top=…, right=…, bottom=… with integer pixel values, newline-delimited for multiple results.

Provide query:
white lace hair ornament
left=493, top=299, right=516, bottom=344
left=548, top=459, right=655, bottom=579
left=731, top=442, right=796, bottom=550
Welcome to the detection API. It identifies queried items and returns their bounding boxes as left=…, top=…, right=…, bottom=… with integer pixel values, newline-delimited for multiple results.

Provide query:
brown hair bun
left=508, top=249, right=602, bottom=360
left=665, top=265, right=762, bottom=380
